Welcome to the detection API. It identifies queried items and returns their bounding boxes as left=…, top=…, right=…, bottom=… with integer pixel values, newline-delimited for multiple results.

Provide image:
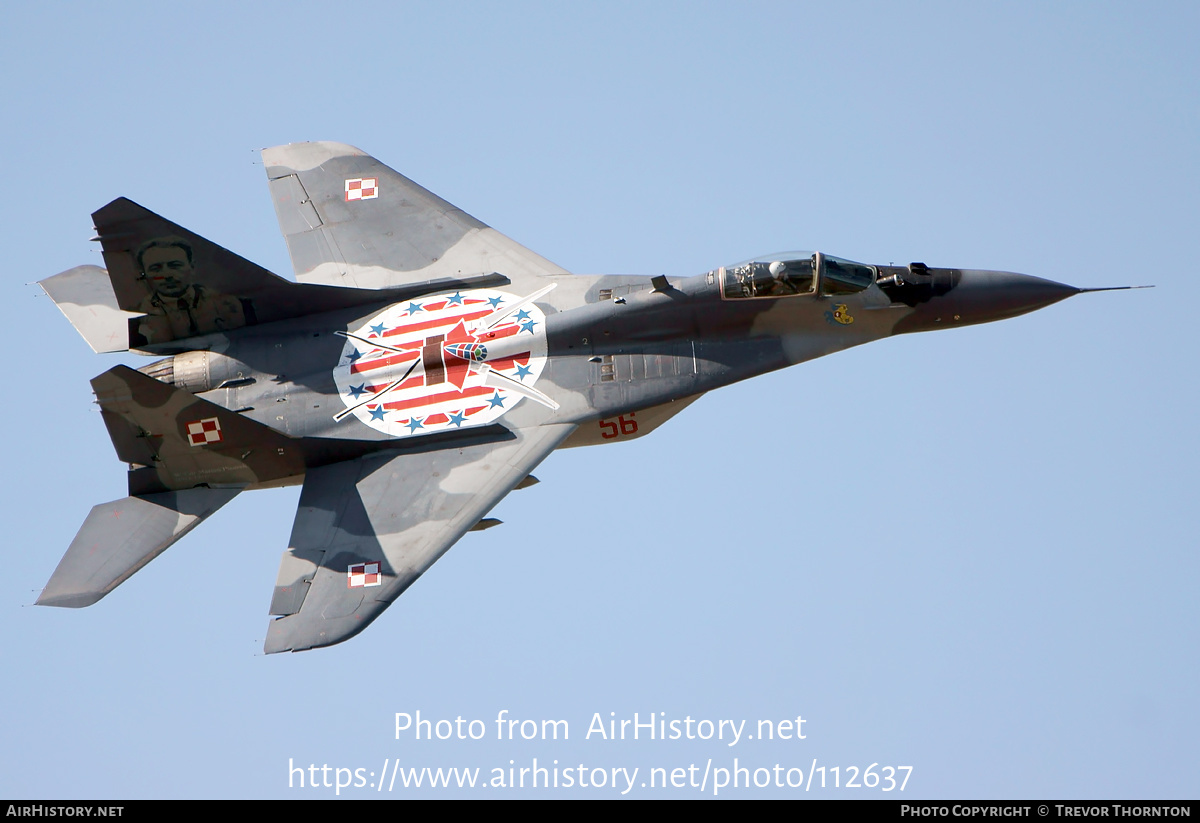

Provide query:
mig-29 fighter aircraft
left=37, top=142, right=1114, bottom=653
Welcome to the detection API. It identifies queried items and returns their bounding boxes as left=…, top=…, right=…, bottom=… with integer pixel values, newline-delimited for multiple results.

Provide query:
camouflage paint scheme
left=38, top=142, right=1092, bottom=653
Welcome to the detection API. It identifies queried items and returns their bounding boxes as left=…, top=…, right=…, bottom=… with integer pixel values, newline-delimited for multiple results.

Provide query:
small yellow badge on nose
left=826, top=303, right=855, bottom=325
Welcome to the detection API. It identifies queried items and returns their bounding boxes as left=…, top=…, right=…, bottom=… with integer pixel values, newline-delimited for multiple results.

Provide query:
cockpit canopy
left=718, top=252, right=875, bottom=300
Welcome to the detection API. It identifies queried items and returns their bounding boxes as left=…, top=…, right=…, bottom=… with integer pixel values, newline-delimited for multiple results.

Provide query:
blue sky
left=2, top=1, right=1196, bottom=798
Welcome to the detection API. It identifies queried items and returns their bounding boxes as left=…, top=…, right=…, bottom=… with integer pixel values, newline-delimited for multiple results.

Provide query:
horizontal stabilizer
left=39, top=265, right=138, bottom=353
left=38, top=488, right=240, bottom=608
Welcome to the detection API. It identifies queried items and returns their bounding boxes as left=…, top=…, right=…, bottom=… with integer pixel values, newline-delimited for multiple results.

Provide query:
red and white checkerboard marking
left=185, top=417, right=223, bottom=447
left=347, top=562, right=382, bottom=588
left=344, top=177, right=379, bottom=201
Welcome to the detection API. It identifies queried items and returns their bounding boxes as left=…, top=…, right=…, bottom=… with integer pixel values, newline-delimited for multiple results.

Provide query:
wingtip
left=35, top=590, right=105, bottom=608
left=261, top=141, right=368, bottom=174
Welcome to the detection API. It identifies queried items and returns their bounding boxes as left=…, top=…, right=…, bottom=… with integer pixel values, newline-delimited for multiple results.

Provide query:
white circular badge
left=332, top=288, right=551, bottom=437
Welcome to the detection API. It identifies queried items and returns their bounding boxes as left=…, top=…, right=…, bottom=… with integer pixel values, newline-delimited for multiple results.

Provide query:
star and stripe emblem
left=331, top=287, right=551, bottom=438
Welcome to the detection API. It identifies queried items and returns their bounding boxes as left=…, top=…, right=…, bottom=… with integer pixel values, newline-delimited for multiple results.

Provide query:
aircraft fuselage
left=136, top=258, right=1077, bottom=468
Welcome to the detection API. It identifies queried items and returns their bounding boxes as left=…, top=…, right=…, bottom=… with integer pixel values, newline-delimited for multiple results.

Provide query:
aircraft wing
left=262, top=141, right=570, bottom=292
left=264, top=421, right=576, bottom=653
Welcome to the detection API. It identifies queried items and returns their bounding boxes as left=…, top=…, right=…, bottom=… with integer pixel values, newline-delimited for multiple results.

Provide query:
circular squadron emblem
left=332, top=286, right=557, bottom=437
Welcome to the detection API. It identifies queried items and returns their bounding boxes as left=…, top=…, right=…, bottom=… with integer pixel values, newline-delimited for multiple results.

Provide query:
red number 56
left=599, top=414, right=638, bottom=439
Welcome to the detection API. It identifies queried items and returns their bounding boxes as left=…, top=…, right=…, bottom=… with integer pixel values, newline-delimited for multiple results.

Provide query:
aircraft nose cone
left=953, top=270, right=1080, bottom=322
left=893, top=269, right=1079, bottom=333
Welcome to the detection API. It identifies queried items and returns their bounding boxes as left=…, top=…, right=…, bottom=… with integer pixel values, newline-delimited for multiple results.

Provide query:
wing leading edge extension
left=262, top=141, right=569, bottom=292
left=264, top=421, right=576, bottom=653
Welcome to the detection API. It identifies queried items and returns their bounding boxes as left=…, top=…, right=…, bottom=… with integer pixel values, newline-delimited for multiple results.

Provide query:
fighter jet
left=37, top=142, right=1116, bottom=653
